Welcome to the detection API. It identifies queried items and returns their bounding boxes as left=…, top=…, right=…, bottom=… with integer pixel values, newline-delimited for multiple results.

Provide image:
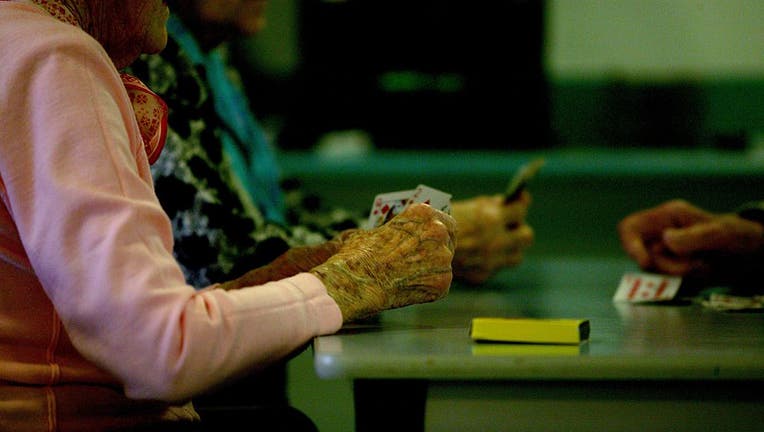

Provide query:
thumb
left=663, top=223, right=722, bottom=255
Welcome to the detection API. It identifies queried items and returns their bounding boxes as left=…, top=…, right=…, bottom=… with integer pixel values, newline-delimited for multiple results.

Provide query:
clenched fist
left=451, top=191, right=534, bottom=284
left=310, top=203, right=457, bottom=322
left=618, top=199, right=764, bottom=284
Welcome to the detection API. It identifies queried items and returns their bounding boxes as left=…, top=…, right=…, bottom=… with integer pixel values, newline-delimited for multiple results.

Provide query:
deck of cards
left=366, top=184, right=452, bottom=228
left=613, top=272, right=682, bottom=303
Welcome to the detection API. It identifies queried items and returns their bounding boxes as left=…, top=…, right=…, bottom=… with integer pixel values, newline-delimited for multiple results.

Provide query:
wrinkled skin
left=450, top=191, right=534, bottom=284
left=618, top=199, right=764, bottom=284
left=225, top=193, right=532, bottom=294
left=219, top=230, right=357, bottom=290
left=310, top=203, right=456, bottom=322
left=223, top=204, right=455, bottom=321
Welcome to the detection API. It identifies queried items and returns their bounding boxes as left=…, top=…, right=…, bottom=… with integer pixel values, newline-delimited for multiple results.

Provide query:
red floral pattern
left=30, top=0, right=78, bottom=26
left=121, top=73, right=169, bottom=164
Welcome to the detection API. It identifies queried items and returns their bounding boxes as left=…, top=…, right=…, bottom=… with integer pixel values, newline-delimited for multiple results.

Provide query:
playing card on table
left=702, top=293, right=764, bottom=311
left=613, top=272, right=682, bottom=303
left=366, top=184, right=451, bottom=228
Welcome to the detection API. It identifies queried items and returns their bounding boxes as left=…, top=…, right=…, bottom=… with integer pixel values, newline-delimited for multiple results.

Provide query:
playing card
left=366, top=184, right=452, bottom=228
left=407, top=184, right=452, bottom=214
left=367, top=189, right=414, bottom=228
left=702, top=293, right=764, bottom=311
left=613, top=272, right=682, bottom=303
left=504, top=158, right=545, bottom=202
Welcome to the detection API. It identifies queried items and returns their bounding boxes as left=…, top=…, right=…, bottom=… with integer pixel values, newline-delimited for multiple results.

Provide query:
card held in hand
left=366, top=184, right=452, bottom=228
left=408, top=184, right=452, bottom=214
left=505, top=157, right=545, bottom=202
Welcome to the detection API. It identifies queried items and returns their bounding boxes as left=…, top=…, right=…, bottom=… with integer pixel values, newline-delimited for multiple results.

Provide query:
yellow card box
left=470, top=317, right=590, bottom=345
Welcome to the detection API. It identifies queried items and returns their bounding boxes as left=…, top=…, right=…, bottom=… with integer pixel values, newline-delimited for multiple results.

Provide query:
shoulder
left=0, top=4, right=126, bottom=102
left=0, top=5, right=120, bottom=101
left=0, top=5, right=108, bottom=61
left=0, top=5, right=144, bottom=180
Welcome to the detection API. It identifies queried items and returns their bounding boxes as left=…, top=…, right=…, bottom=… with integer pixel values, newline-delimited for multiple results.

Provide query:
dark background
left=234, top=0, right=763, bottom=151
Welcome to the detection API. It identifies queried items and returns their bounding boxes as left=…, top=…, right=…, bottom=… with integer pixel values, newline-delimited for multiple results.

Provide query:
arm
left=1, top=30, right=341, bottom=402
left=219, top=230, right=357, bottom=290
left=226, top=203, right=457, bottom=323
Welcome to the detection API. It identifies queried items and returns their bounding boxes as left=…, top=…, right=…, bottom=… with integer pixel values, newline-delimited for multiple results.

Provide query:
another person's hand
left=450, top=192, right=534, bottom=284
left=220, top=230, right=358, bottom=290
left=310, top=203, right=456, bottom=322
left=618, top=200, right=764, bottom=281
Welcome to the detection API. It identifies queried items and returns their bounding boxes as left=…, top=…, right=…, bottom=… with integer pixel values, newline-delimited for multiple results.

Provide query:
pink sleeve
left=0, top=22, right=341, bottom=401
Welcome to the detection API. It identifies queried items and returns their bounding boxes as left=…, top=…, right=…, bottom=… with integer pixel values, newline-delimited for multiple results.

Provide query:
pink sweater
left=0, top=3, right=342, bottom=430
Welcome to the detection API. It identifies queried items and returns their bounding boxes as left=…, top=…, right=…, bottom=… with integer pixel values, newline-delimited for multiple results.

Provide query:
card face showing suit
left=366, top=184, right=451, bottom=228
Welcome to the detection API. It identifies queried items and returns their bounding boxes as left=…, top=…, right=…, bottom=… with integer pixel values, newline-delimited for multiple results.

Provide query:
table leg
left=354, top=379, right=428, bottom=432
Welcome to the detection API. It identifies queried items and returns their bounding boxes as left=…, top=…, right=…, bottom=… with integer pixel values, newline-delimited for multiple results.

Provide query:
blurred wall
left=246, top=0, right=764, bottom=81
left=546, top=0, right=764, bottom=148
left=237, top=0, right=763, bottom=150
left=547, top=0, right=764, bottom=80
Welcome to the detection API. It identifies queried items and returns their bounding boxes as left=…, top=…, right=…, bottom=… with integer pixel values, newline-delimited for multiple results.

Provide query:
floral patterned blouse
left=128, top=35, right=359, bottom=287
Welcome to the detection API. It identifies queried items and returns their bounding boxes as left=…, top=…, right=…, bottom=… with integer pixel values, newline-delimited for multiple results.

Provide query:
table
left=312, top=257, right=764, bottom=431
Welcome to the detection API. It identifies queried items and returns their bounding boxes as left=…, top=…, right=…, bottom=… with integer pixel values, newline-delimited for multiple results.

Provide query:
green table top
left=313, top=257, right=764, bottom=381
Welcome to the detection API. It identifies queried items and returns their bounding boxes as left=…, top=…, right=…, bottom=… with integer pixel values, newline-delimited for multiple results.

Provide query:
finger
left=463, top=226, right=533, bottom=271
left=665, top=217, right=764, bottom=255
left=620, top=200, right=708, bottom=241
left=500, top=193, right=530, bottom=226
left=402, top=203, right=457, bottom=253
left=661, top=199, right=713, bottom=226
left=617, top=217, right=652, bottom=268
left=502, top=250, right=526, bottom=267
left=431, top=209, right=457, bottom=253
left=489, top=224, right=534, bottom=253
left=437, top=219, right=457, bottom=254
left=651, top=252, right=708, bottom=276
left=487, top=249, right=526, bottom=268
left=651, top=254, right=693, bottom=275
left=618, top=200, right=714, bottom=269
left=663, top=223, right=730, bottom=255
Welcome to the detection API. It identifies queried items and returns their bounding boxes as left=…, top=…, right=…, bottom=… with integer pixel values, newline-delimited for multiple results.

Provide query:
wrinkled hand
left=310, top=203, right=456, bottom=322
left=618, top=200, right=764, bottom=281
left=220, top=230, right=358, bottom=290
left=450, top=192, right=534, bottom=284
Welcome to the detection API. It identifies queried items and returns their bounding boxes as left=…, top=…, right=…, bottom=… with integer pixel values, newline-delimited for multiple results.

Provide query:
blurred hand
left=192, top=0, right=269, bottom=35
left=618, top=199, right=764, bottom=281
left=220, top=230, right=357, bottom=290
left=310, top=203, right=456, bottom=322
left=450, top=192, right=534, bottom=284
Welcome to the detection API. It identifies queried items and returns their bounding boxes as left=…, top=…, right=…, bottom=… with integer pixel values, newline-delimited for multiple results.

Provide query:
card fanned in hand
left=470, top=317, right=590, bottom=344
left=366, top=184, right=451, bottom=228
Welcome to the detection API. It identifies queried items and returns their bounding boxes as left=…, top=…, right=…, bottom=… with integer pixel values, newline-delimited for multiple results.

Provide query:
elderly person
left=618, top=199, right=764, bottom=286
left=125, top=2, right=529, bottom=427
left=0, top=1, right=456, bottom=430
